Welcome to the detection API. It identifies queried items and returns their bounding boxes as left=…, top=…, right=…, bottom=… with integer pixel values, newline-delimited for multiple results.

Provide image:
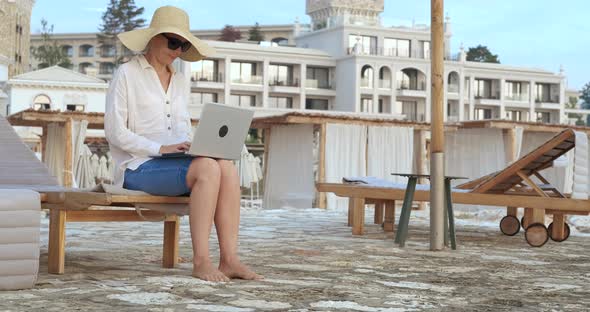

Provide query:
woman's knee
left=217, top=160, right=238, bottom=177
left=186, top=157, right=221, bottom=186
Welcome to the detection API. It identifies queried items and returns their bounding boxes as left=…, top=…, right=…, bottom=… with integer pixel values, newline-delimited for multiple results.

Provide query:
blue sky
left=31, top=0, right=589, bottom=90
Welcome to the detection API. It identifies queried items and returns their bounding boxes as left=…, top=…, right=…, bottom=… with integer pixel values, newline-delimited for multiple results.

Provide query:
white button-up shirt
left=105, top=54, right=192, bottom=187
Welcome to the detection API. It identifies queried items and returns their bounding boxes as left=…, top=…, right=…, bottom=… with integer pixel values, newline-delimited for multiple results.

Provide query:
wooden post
left=373, top=201, right=384, bottom=224
left=63, top=118, right=73, bottom=187
left=383, top=200, right=396, bottom=232
left=351, top=197, right=366, bottom=235
left=318, top=123, right=327, bottom=209
left=504, top=129, right=518, bottom=218
left=162, top=216, right=180, bottom=268
left=41, top=125, right=48, bottom=163
left=430, top=0, right=445, bottom=250
left=48, top=210, right=66, bottom=274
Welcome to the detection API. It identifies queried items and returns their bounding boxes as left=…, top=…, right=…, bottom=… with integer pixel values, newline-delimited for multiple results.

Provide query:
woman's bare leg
left=215, top=160, right=262, bottom=280
left=185, top=157, right=229, bottom=282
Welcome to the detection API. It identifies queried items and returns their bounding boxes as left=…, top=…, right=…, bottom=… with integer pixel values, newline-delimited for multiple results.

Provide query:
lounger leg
left=383, top=201, right=395, bottom=232
left=348, top=199, right=353, bottom=227
left=48, top=210, right=66, bottom=274
left=374, top=201, right=384, bottom=225
left=445, top=179, right=456, bottom=250
left=163, top=215, right=180, bottom=268
left=507, top=206, right=518, bottom=217
left=551, top=213, right=566, bottom=241
left=395, top=177, right=417, bottom=247
left=351, top=197, right=366, bottom=235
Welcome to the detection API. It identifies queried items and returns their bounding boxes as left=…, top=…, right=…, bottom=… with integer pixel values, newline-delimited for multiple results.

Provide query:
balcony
left=448, top=84, right=459, bottom=93
left=505, top=94, right=529, bottom=102
left=396, top=81, right=426, bottom=98
left=360, top=78, right=372, bottom=88
left=535, top=96, right=561, bottom=110
left=192, top=72, right=224, bottom=89
left=345, top=47, right=432, bottom=60
left=378, top=79, right=391, bottom=89
left=269, top=78, right=300, bottom=94
left=231, top=75, right=262, bottom=85
left=474, top=93, right=501, bottom=106
left=305, top=79, right=332, bottom=89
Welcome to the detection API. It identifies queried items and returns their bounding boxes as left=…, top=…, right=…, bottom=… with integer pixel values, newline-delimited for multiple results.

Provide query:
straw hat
left=117, top=6, right=215, bottom=62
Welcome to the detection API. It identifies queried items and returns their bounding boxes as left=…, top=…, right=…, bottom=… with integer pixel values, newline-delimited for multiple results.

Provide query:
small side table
left=391, top=173, right=467, bottom=250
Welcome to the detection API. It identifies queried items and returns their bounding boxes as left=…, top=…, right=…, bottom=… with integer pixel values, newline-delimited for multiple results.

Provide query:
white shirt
left=105, top=54, right=192, bottom=187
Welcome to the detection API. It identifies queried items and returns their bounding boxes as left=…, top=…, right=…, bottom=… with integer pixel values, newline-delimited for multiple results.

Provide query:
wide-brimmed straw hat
left=118, top=6, right=215, bottom=62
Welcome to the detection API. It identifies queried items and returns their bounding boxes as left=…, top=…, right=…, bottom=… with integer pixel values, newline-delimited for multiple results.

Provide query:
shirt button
left=167, top=114, right=171, bottom=117
left=168, top=126, right=171, bottom=130
left=166, top=100, right=170, bottom=104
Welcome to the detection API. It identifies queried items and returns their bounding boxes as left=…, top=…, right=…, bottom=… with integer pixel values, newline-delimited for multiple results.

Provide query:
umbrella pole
left=430, top=0, right=445, bottom=251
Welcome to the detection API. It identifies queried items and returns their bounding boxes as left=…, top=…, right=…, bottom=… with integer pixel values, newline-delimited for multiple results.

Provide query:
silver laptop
left=151, top=102, right=254, bottom=160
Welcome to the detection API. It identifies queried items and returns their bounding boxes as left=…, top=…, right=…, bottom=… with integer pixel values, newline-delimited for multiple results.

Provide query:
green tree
left=580, top=82, right=590, bottom=125
left=219, top=25, right=242, bottom=42
left=98, top=0, right=146, bottom=66
left=466, top=45, right=500, bottom=63
left=565, top=95, right=584, bottom=126
left=31, top=19, right=72, bottom=69
left=248, top=22, right=264, bottom=42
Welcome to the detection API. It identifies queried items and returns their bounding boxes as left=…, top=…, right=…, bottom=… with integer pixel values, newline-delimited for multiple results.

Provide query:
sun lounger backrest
left=470, top=129, right=576, bottom=194
left=0, top=115, right=59, bottom=187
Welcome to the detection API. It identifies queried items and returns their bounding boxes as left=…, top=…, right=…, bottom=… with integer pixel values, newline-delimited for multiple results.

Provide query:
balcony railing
left=535, top=96, right=560, bottom=104
left=505, top=94, right=528, bottom=101
left=447, top=84, right=459, bottom=93
left=305, top=79, right=332, bottom=89
left=192, top=72, right=223, bottom=83
left=346, top=47, right=431, bottom=59
left=269, top=78, right=299, bottom=87
left=475, top=92, right=501, bottom=100
left=379, top=79, right=391, bottom=89
left=397, top=81, right=426, bottom=91
left=231, top=75, right=262, bottom=85
left=360, top=78, right=372, bottom=88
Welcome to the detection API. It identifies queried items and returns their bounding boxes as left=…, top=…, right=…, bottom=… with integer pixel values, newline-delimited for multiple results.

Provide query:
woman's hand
left=159, top=141, right=191, bottom=154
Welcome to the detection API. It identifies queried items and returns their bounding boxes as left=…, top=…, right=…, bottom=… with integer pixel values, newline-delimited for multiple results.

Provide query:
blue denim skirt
left=123, top=157, right=194, bottom=196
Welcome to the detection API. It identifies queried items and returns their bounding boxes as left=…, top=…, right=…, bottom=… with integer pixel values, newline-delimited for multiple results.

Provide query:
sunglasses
left=161, top=33, right=191, bottom=52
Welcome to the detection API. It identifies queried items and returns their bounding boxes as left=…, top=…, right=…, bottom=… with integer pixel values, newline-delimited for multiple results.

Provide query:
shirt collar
left=137, top=54, right=176, bottom=75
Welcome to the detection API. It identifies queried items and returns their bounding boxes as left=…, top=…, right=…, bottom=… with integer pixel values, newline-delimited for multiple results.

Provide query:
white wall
left=8, top=86, right=107, bottom=115
left=334, top=58, right=357, bottom=112
left=297, top=28, right=344, bottom=57
left=0, top=64, right=8, bottom=82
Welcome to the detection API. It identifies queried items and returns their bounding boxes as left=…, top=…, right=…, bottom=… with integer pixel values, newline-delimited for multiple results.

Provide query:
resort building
left=28, top=0, right=567, bottom=124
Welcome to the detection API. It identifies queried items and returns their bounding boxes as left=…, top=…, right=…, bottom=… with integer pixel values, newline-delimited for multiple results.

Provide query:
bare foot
left=219, top=260, right=263, bottom=280
left=192, top=261, right=229, bottom=282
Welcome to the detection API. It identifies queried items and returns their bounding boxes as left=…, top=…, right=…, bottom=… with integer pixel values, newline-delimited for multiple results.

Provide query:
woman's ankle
left=193, top=255, right=212, bottom=266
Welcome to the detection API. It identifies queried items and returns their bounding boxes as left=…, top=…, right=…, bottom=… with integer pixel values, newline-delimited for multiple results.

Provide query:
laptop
left=150, top=102, right=254, bottom=160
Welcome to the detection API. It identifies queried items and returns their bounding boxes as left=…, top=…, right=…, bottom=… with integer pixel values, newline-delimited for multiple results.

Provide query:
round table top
left=390, top=173, right=468, bottom=180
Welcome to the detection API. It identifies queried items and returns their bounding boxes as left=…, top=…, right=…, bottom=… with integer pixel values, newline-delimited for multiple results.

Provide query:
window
left=475, top=108, right=493, bottom=120
left=66, top=104, right=85, bottom=112
left=536, top=111, right=551, bottom=123
left=536, top=83, right=551, bottom=102
left=268, top=97, right=293, bottom=109
left=400, top=101, right=418, bottom=121
left=306, top=67, right=330, bottom=89
left=230, top=94, right=256, bottom=107
left=101, top=45, right=116, bottom=57
left=99, top=62, right=115, bottom=75
left=505, top=81, right=523, bottom=101
left=79, top=62, right=93, bottom=74
left=32, top=94, right=51, bottom=111
left=231, top=62, right=258, bottom=84
left=79, top=45, right=94, bottom=57
left=191, top=59, right=219, bottom=82
left=305, top=98, right=329, bottom=110
left=421, top=41, right=430, bottom=59
left=361, top=65, right=374, bottom=88
left=474, top=79, right=494, bottom=99
left=360, top=98, right=372, bottom=113
left=191, top=92, right=218, bottom=105
left=348, top=35, right=377, bottom=55
left=62, top=45, right=73, bottom=57
left=269, top=64, right=294, bottom=86
left=384, top=38, right=411, bottom=57
left=506, top=110, right=523, bottom=121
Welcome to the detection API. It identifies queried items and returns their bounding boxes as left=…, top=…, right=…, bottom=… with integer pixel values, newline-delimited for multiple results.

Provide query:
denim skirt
left=123, top=157, right=194, bottom=196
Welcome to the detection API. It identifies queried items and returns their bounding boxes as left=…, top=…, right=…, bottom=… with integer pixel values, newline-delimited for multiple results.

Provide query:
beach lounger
left=318, top=129, right=590, bottom=247
left=1, top=116, right=186, bottom=274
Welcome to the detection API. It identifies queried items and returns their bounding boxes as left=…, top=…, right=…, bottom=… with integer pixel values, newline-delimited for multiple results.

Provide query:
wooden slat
left=472, top=129, right=575, bottom=193
left=516, top=171, right=549, bottom=198
left=65, top=210, right=176, bottom=222
left=317, top=183, right=590, bottom=213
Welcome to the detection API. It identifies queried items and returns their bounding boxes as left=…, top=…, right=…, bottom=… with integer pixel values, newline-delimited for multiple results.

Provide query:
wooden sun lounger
left=318, top=129, right=590, bottom=247
left=37, top=190, right=188, bottom=274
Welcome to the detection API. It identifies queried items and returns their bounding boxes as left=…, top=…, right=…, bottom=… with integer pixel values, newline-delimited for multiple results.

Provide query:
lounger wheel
left=548, top=222, right=570, bottom=242
left=499, top=215, right=520, bottom=236
left=524, top=223, right=549, bottom=247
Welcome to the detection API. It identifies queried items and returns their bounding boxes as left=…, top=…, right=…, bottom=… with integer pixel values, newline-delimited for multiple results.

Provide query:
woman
left=105, top=6, right=261, bottom=282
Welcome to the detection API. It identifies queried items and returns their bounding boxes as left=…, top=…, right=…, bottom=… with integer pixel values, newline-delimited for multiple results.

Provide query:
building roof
left=7, top=66, right=108, bottom=89
left=205, top=40, right=333, bottom=58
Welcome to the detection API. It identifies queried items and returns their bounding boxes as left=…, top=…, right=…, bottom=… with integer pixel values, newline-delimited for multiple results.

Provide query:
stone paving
left=1, top=206, right=590, bottom=312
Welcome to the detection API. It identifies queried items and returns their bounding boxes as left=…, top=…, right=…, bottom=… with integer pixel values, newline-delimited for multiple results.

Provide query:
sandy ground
left=1, top=205, right=590, bottom=312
